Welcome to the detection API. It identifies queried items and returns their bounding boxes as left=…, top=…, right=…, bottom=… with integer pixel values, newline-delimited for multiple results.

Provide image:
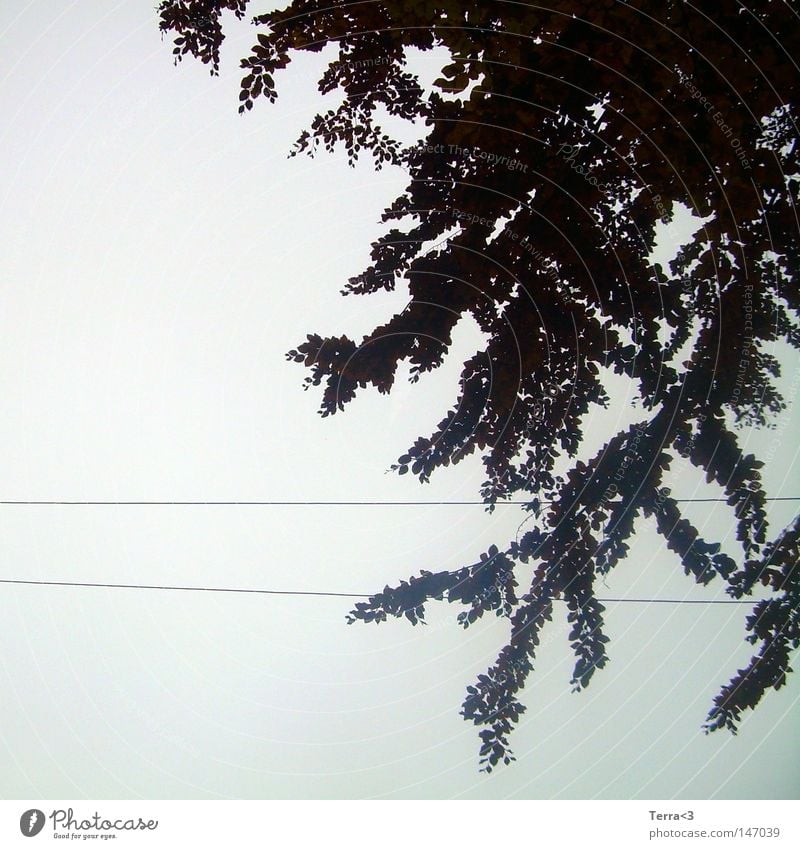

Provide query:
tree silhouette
left=158, top=0, right=800, bottom=771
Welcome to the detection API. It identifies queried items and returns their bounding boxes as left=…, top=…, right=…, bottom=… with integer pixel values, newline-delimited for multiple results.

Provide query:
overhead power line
left=2, top=499, right=793, bottom=602
left=0, top=578, right=364, bottom=597
left=0, top=577, right=762, bottom=604
left=0, top=497, right=798, bottom=506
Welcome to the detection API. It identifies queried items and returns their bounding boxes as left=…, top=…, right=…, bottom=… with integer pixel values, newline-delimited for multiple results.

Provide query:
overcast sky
left=0, top=1, right=797, bottom=800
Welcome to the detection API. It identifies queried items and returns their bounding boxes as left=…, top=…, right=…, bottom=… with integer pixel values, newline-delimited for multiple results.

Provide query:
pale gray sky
left=0, top=1, right=797, bottom=799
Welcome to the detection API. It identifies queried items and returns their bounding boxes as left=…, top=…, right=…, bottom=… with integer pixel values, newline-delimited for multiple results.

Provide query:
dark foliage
left=158, top=0, right=800, bottom=771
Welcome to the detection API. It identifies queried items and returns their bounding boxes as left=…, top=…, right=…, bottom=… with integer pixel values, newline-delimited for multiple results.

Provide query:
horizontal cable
left=0, top=578, right=365, bottom=597
left=0, top=497, right=797, bottom=506
left=0, top=578, right=760, bottom=603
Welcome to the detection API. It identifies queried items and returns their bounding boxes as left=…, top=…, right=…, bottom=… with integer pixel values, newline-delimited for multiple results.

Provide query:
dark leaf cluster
left=158, top=0, right=800, bottom=771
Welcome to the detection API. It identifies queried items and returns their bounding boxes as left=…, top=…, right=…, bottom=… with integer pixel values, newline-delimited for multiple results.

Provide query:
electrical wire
left=0, top=577, right=763, bottom=603
left=0, top=497, right=797, bottom=506
left=1, top=497, right=794, bottom=602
